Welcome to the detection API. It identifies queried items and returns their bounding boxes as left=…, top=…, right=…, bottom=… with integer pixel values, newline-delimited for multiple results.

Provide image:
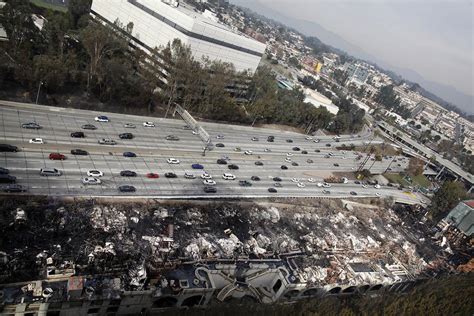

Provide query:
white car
left=297, top=182, right=306, bottom=188
left=201, top=173, right=212, bottom=180
left=124, top=123, right=136, bottom=128
left=305, top=136, right=313, bottom=140
left=143, top=121, right=155, bottom=127
left=316, top=182, right=323, bottom=187
left=192, top=131, right=198, bottom=135
left=286, top=153, right=293, bottom=157
left=342, top=177, right=349, bottom=184
left=244, top=150, right=253, bottom=155
left=29, top=138, right=44, bottom=144
left=184, top=172, right=196, bottom=179
left=322, top=182, right=331, bottom=188
left=87, top=170, right=103, bottom=177
left=375, top=192, right=381, bottom=197
left=167, top=158, right=180, bottom=164
left=313, top=139, right=320, bottom=143
left=82, top=177, right=102, bottom=185
left=308, top=178, right=316, bottom=183
left=264, top=148, right=271, bottom=152
left=291, top=178, right=299, bottom=183
left=222, top=173, right=236, bottom=180
left=216, top=134, right=225, bottom=139
left=374, top=184, right=381, bottom=189
left=362, top=184, right=368, bottom=188
left=203, top=179, right=216, bottom=186
left=94, top=116, right=109, bottom=122
left=285, top=157, right=292, bottom=163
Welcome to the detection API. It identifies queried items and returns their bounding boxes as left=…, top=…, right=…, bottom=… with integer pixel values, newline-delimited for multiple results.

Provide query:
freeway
left=0, top=101, right=422, bottom=203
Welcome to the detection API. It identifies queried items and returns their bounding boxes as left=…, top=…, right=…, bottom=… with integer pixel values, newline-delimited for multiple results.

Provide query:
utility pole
left=35, top=81, right=43, bottom=104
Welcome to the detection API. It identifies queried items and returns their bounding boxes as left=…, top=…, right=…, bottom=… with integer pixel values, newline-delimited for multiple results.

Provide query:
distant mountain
left=231, top=0, right=473, bottom=114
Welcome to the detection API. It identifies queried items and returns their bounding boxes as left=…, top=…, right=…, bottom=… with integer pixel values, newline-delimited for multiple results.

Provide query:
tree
left=430, top=181, right=467, bottom=220
left=68, top=0, right=92, bottom=29
left=407, top=157, right=424, bottom=176
left=433, top=134, right=441, bottom=143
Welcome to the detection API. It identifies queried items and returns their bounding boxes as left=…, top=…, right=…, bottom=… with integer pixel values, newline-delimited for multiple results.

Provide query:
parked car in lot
left=239, top=180, right=252, bottom=187
left=119, top=133, right=134, bottom=139
left=2, top=184, right=26, bottom=193
left=119, top=185, right=135, bottom=192
left=98, top=138, right=116, bottom=145
left=255, top=161, right=264, bottom=166
left=124, top=123, right=136, bottom=128
left=167, top=158, right=180, bottom=164
left=165, top=172, right=177, bottom=178
left=82, top=177, right=101, bottom=185
left=40, top=168, right=61, bottom=176
left=251, top=176, right=261, bottom=181
left=123, top=152, right=136, bottom=157
left=166, top=135, right=180, bottom=141
left=0, top=174, right=16, bottom=183
left=0, top=144, right=19, bottom=152
left=222, top=173, right=236, bottom=180
left=203, top=186, right=217, bottom=193
left=228, top=164, right=239, bottom=170
left=29, top=138, right=44, bottom=144
left=87, top=170, right=103, bottom=177
left=268, top=188, right=277, bottom=193
left=0, top=167, right=9, bottom=174
left=21, top=122, right=42, bottom=129
left=203, top=179, right=216, bottom=186
left=71, top=149, right=88, bottom=155
left=192, top=163, right=204, bottom=169
left=146, top=173, right=159, bottom=179
left=81, top=124, right=97, bottom=130
left=143, top=121, right=155, bottom=127
left=95, top=116, right=109, bottom=122
left=216, top=159, right=227, bottom=165
left=70, top=131, right=85, bottom=138
left=215, top=143, right=225, bottom=148
left=49, top=153, right=66, bottom=160
left=120, top=170, right=137, bottom=177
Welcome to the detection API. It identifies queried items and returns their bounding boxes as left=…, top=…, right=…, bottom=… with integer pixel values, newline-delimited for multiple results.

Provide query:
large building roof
left=445, top=200, right=474, bottom=236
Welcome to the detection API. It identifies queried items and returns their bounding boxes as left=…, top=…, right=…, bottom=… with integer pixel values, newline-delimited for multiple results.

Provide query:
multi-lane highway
left=0, top=101, right=423, bottom=203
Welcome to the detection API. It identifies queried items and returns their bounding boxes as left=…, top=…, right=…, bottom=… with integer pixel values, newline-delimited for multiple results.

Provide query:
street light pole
left=35, top=81, right=43, bottom=104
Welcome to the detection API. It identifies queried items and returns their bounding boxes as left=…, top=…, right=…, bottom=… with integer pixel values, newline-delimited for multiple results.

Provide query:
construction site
left=0, top=195, right=470, bottom=315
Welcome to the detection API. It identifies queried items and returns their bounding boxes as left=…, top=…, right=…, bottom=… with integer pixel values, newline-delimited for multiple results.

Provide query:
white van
left=40, top=168, right=62, bottom=176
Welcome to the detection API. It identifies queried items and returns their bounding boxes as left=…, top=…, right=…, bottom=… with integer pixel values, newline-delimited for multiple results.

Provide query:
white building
left=90, top=0, right=266, bottom=74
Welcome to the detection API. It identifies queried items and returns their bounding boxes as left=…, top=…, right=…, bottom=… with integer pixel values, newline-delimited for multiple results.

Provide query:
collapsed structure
left=0, top=198, right=459, bottom=314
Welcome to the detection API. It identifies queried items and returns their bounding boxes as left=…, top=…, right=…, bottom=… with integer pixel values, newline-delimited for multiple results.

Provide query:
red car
left=49, top=153, right=66, bottom=160
left=146, top=173, right=159, bottom=179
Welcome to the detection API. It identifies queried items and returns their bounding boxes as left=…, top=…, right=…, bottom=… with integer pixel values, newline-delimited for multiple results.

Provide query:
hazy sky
left=233, top=0, right=473, bottom=106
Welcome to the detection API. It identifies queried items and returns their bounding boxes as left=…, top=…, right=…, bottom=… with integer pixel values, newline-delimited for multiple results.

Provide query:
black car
left=286, top=139, right=293, bottom=143
left=255, top=161, right=264, bottom=166
left=3, top=184, right=26, bottom=193
left=0, top=167, right=9, bottom=174
left=273, top=177, right=282, bottom=182
left=251, top=176, right=261, bottom=181
left=204, top=186, right=217, bottom=193
left=301, top=150, right=308, bottom=154
left=70, top=131, right=85, bottom=138
left=217, top=159, right=228, bottom=165
left=70, top=149, right=88, bottom=155
left=281, top=165, right=288, bottom=170
left=0, top=144, right=18, bottom=152
left=326, top=143, right=331, bottom=147
left=0, top=174, right=16, bottom=183
left=215, top=143, right=225, bottom=148
left=291, top=162, right=299, bottom=166
left=354, top=181, right=361, bottom=184
left=268, top=188, right=277, bottom=193
left=119, top=185, right=136, bottom=192
left=166, top=135, right=180, bottom=141
left=120, top=170, right=137, bottom=177
left=21, top=122, right=41, bottom=129
left=315, top=149, right=321, bottom=153
left=239, top=180, right=252, bottom=187
left=228, top=164, right=239, bottom=170
left=333, top=163, right=339, bottom=167
left=267, top=136, right=275, bottom=142
left=165, top=172, right=177, bottom=178
left=123, top=151, right=137, bottom=157
left=119, top=133, right=134, bottom=139
left=350, top=191, right=358, bottom=196
left=274, top=182, right=282, bottom=188
left=81, top=124, right=97, bottom=130
left=292, top=147, right=300, bottom=151
left=307, top=159, right=314, bottom=163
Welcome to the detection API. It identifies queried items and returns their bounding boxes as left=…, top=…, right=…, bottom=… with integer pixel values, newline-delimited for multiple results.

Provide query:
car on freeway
left=120, top=170, right=137, bottom=177
left=201, top=173, right=212, bottom=180
left=203, top=179, right=216, bottom=186
left=291, top=162, right=299, bottom=166
left=313, top=139, right=321, bottom=143
left=2, top=184, right=26, bottom=193
left=221, top=155, right=230, bottom=161
left=264, top=148, right=271, bottom=152
left=286, top=139, right=293, bottom=143
left=87, top=170, right=103, bottom=177
left=286, top=153, right=293, bottom=157
left=251, top=137, right=259, bottom=141
left=119, top=185, right=136, bottom=193
left=216, top=134, right=225, bottom=139
left=143, top=121, right=155, bottom=127
left=375, top=192, right=381, bottom=197
left=70, top=131, right=85, bottom=138
left=305, top=136, right=313, bottom=140
left=166, top=135, right=180, bottom=141
left=322, top=183, right=331, bottom=188
left=184, top=172, right=195, bottom=179
left=251, top=176, right=261, bottom=181
left=350, top=191, right=358, bottom=196
left=167, top=158, right=180, bottom=164
left=203, top=186, right=217, bottom=193
left=22, top=122, right=42, bottom=129
left=0, top=144, right=19, bottom=152
left=82, top=177, right=102, bottom=185
left=281, top=165, right=288, bottom=170
left=307, top=159, right=314, bottom=164
left=292, top=147, right=300, bottom=151
left=274, top=182, right=282, bottom=188
left=285, top=157, right=292, bottom=163
left=119, top=133, right=134, bottom=139
left=234, top=147, right=241, bottom=152
left=222, top=173, right=236, bottom=180
left=165, top=172, right=177, bottom=178
left=29, top=138, right=44, bottom=144
left=81, top=124, right=97, bottom=130
left=123, top=151, right=137, bottom=157
left=322, top=189, right=331, bottom=194
left=146, top=173, right=159, bottom=179
left=228, top=164, right=239, bottom=170
left=192, top=131, right=198, bottom=135
left=192, top=163, right=204, bottom=169
left=333, top=163, right=340, bottom=167
left=0, top=167, right=9, bottom=174
left=273, top=177, right=282, bottom=182
left=291, top=178, right=299, bottom=183
left=98, top=138, right=116, bottom=145
left=0, top=174, right=16, bottom=184
left=40, top=168, right=61, bottom=176
left=255, top=161, right=264, bottom=166
left=268, top=188, right=277, bottom=193
left=315, top=149, right=321, bottom=153
left=124, top=123, right=136, bottom=128
left=183, top=125, right=192, bottom=130
left=297, top=182, right=306, bottom=188
left=239, top=180, right=252, bottom=187
left=326, top=143, right=331, bottom=147
left=324, top=155, right=330, bottom=158
left=362, top=184, right=368, bottom=188
left=267, top=136, right=274, bottom=142
left=49, top=153, right=66, bottom=160
left=354, top=181, right=361, bottom=184
left=215, top=143, right=225, bottom=148
left=301, top=150, right=308, bottom=154
left=216, top=159, right=227, bottom=165
left=374, top=184, right=381, bottom=189
left=308, top=178, right=316, bottom=183
left=244, top=150, right=253, bottom=155
left=71, top=149, right=88, bottom=155
left=95, top=116, right=109, bottom=122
